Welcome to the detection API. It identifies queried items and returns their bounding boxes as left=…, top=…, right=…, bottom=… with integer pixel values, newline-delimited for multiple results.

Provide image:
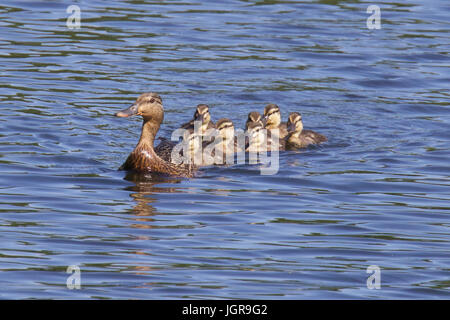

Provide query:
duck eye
left=149, top=98, right=155, bottom=103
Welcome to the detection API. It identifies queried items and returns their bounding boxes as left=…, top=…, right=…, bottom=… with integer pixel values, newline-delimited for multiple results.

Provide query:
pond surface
left=0, top=0, right=449, bottom=299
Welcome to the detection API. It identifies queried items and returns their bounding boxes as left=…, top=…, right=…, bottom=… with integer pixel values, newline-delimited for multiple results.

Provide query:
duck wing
left=302, top=129, right=327, bottom=144
left=155, top=138, right=178, bottom=162
left=180, top=119, right=194, bottom=130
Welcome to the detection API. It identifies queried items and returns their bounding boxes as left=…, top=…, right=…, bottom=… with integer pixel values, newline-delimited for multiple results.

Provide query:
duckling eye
left=149, top=98, right=155, bottom=103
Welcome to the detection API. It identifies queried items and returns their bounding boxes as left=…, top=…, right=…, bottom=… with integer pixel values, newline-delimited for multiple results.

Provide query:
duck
left=180, top=104, right=215, bottom=135
left=245, top=120, right=285, bottom=153
left=180, top=128, right=211, bottom=166
left=155, top=104, right=214, bottom=165
left=115, top=92, right=194, bottom=177
left=285, top=112, right=327, bottom=150
left=263, top=103, right=288, bottom=139
left=245, top=111, right=263, bottom=130
left=245, top=121, right=264, bottom=153
left=204, top=118, right=242, bottom=165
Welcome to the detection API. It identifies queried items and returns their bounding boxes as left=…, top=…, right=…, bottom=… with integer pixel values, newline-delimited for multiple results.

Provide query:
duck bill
left=115, top=103, right=138, bottom=118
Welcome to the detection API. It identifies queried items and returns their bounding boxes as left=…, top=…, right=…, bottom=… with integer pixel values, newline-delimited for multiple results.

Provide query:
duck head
left=245, top=111, right=262, bottom=130
left=216, top=118, right=235, bottom=142
left=262, top=104, right=281, bottom=128
left=193, top=104, right=211, bottom=124
left=115, top=92, right=164, bottom=124
left=247, top=121, right=264, bottom=147
left=287, top=112, right=303, bottom=134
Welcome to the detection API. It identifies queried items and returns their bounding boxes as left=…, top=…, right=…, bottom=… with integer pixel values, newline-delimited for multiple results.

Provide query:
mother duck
left=115, top=92, right=194, bottom=178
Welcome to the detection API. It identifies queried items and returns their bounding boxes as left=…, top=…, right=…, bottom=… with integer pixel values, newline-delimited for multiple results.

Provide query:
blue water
left=0, top=0, right=449, bottom=299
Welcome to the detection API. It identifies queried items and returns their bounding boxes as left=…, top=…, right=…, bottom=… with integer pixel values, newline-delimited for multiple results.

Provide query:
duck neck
left=138, top=118, right=160, bottom=149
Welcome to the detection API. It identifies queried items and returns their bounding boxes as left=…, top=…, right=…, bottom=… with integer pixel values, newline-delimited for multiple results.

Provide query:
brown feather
left=118, top=93, right=195, bottom=178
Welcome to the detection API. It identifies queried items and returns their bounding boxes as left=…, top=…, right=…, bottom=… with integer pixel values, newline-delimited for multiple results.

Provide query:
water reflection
left=123, top=171, right=183, bottom=218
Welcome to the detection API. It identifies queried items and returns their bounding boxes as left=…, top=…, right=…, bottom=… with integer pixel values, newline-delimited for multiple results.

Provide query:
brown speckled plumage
left=154, top=137, right=179, bottom=163
left=116, top=93, right=194, bottom=178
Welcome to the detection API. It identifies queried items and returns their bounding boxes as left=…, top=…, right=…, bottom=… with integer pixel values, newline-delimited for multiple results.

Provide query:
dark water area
left=0, top=0, right=449, bottom=299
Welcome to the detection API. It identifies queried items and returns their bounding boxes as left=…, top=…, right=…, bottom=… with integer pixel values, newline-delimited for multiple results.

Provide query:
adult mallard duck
left=115, top=92, right=194, bottom=177
left=262, top=103, right=288, bottom=139
left=285, top=112, right=327, bottom=150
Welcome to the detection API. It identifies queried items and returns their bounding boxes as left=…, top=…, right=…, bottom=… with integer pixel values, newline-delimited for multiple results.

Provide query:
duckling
left=216, top=118, right=238, bottom=150
left=263, top=103, right=288, bottom=139
left=180, top=128, right=213, bottom=166
left=246, top=121, right=266, bottom=153
left=245, top=111, right=263, bottom=130
left=180, top=104, right=215, bottom=135
left=285, top=112, right=327, bottom=150
left=205, top=118, right=241, bottom=165
left=246, top=121, right=284, bottom=152
left=115, top=92, right=194, bottom=177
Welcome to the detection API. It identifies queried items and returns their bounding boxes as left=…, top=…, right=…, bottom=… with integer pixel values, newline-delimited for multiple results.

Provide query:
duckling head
left=263, top=103, right=281, bottom=128
left=115, top=92, right=163, bottom=124
left=245, top=111, right=262, bottom=129
left=193, top=104, right=211, bottom=124
left=287, top=112, right=303, bottom=134
left=247, top=121, right=264, bottom=146
left=216, top=118, right=235, bottom=142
